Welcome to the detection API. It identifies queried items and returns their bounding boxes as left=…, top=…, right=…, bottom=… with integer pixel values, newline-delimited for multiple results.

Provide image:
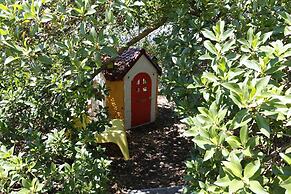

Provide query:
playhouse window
left=143, top=79, right=147, bottom=84
left=143, top=87, right=147, bottom=92
left=137, top=79, right=141, bottom=85
left=137, top=88, right=140, bottom=92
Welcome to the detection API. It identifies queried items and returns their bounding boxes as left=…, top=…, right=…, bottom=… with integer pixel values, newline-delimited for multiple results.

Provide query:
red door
left=131, top=72, right=152, bottom=127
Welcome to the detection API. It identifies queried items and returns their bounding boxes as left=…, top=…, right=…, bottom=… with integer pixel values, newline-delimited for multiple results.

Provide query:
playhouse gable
left=104, top=48, right=161, bottom=81
left=124, top=54, right=158, bottom=80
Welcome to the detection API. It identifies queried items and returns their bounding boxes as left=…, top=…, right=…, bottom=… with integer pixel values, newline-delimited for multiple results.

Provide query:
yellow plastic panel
left=95, top=119, right=129, bottom=160
left=106, top=80, right=124, bottom=119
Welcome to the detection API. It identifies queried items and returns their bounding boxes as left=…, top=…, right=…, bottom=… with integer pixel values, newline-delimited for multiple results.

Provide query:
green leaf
left=247, top=28, right=254, bottom=45
left=203, top=148, right=215, bottom=161
left=101, top=46, right=118, bottom=58
left=232, top=109, right=252, bottom=129
left=201, top=29, right=217, bottom=41
left=209, top=101, right=218, bottom=116
left=193, top=136, right=214, bottom=150
left=272, top=166, right=291, bottom=176
left=241, top=45, right=251, bottom=52
left=73, top=7, right=83, bottom=14
left=240, top=125, right=248, bottom=147
left=214, top=175, right=230, bottom=187
left=199, top=53, right=213, bottom=60
left=22, top=178, right=31, bottom=189
left=260, top=46, right=275, bottom=53
left=133, top=1, right=145, bottom=6
left=221, top=39, right=235, bottom=53
left=214, top=176, right=231, bottom=187
left=219, top=21, right=225, bottom=34
left=261, top=32, right=272, bottom=44
left=204, top=40, right=217, bottom=55
left=282, top=50, right=291, bottom=58
left=0, top=4, right=8, bottom=11
left=286, top=147, right=291, bottom=154
left=105, top=10, right=114, bottom=23
left=86, top=7, right=96, bottom=16
left=223, top=160, right=242, bottom=178
left=249, top=180, right=268, bottom=194
left=255, top=114, right=271, bottom=138
left=0, top=29, right=8, bottom=35
left=226, top=136, right=242, bottom=149
left=222, top=82, right=241, bottom=95
left=90, top=27, right=97, bottom=40
left=187, top=84, right=196, bottom=89
left=244, top=160, right=260, bottom=178
left=198, top=107, right=209, bottom=116
left=202, top=72, right=219, bottom=83
left=241, top=59, right=261, bottom=72
left=279, top=153, right=291, bottom=165
left=16, top=188, right=30, bottom=194
left=38, top=55, right=52, bottom=65
left=255, top=76, right=270, bottom=95
left=229, top=179, right=244, bottom=193
left=281, top=12, right=291, bottom=25
left=4, top=56, right=19, bottom=65
left=41, top=14, right=53, bottom=23
left=217, top=108, right=228, bottom=122
left=285, top=26, right=291, bottom=36
left=272, top=95, right=291, bottom=104
left=280, top=177, right=291, bottom=193
left=229, top=92, right=244, bottom=108
left=221, top=29, right=234, bottom=42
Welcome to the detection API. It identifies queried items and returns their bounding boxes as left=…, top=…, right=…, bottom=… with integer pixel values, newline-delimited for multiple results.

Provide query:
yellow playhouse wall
left=106, top=80, right=125, bottom=119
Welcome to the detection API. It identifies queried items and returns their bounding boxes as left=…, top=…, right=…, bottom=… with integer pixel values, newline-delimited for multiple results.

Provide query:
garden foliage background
left=0, top=0, right=290, bottom=193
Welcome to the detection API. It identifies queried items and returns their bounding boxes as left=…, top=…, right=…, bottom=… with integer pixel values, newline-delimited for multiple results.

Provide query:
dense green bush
left=0, top=142, right=110, bottom=193
left=155, top=0, right=290, bottom=116
left=1, top=0, right=290, bottom=192
left=150, top=1, right=290, bottom=192
left=0, top=0, right=189, bottom=192
left=0, top=0, right=127, bottom=192
left=183, top=18, right=290, bottom=193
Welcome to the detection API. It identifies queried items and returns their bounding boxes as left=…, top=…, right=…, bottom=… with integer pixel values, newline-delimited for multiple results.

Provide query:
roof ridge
left=103, top=48, right=161, bottom=81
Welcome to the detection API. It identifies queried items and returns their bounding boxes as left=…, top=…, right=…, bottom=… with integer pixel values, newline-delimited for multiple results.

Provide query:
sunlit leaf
left=214, top=176, right=231, bottom=187
left=4, top=56, right=19, bottom=65
left=204, top=40, right=217, bottom=55
left=241, top=59, right=261, bottom=72
left=221, top=82, right=241, bottom=95
left=202, top=29, right=217, bottom=41
left=279, top=153, right=291, bottom=165
left=249, top=180, right=268, bottom=194
left=229, top=179, right=244, bottom=193
left=244, top=160, right=260, bottom=178
left=223, top=159, right=242, bottom=178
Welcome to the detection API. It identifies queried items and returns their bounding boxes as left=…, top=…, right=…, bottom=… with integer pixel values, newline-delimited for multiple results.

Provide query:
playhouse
left=103, top=48, right=162, bottom=129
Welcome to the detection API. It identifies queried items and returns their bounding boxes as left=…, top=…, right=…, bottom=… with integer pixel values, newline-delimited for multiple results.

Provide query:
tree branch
left=118, top=17, right=167, bottom=54
left=90, top=18, right=167, bottom=80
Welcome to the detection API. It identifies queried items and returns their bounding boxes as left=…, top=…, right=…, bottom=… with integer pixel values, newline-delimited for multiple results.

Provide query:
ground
left=104, top=96, right=193, bottom=193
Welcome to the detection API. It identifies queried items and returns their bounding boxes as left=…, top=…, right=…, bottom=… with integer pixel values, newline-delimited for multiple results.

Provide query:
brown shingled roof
left=103, top=48, right=162, bottom=81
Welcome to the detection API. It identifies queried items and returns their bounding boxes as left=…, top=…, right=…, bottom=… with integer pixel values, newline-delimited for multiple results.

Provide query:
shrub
left=0, top=0, right=116, bottom=192
left=184, top=19, right=291, bottom=193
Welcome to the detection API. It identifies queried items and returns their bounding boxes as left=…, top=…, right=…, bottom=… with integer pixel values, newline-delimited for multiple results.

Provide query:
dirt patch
left=106, top=96, right=193, bottom=193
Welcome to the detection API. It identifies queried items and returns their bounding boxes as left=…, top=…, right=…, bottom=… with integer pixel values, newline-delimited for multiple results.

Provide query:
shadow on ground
left=107, top=96, right=193, bottom=193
